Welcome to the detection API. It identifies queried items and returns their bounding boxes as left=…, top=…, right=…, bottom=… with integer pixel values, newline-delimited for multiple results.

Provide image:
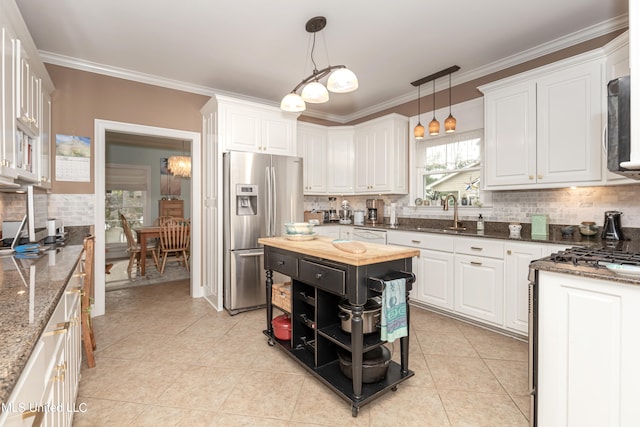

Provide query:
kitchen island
left=259, top=236, right=419, bottom=416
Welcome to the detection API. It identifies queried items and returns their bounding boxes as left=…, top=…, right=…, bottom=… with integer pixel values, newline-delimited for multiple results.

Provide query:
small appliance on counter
left=602, top=210, right=624, bottom=240
left=328, top=197, right=339, bottom=222
left=339, top=200, right=352, bottom=224
left=45, top=219, right=66, bottom=244
left=353, top=209, right=365, bottom=226
left=366, top=199, right=384, bottom=225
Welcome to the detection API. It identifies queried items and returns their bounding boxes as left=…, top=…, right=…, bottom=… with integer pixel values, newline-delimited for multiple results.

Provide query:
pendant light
left=428, top=79, right=440, bottom=136
left=411, top=65, right=460, bottom=138
left=444, top=72, right=457, bottom=133
left=414, top=84, right=425, bottom=140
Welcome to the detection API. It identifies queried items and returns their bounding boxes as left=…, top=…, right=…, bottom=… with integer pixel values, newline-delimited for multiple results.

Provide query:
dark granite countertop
left=317, top=218, right=626, bottom=247
left=0, top=245, right=83, bottom=406
left=531, top=258, right=640, bottom=286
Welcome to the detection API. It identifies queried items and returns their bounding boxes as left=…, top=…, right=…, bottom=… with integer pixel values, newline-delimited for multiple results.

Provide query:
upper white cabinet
left=326, top=127, right=354, bottom=194
left=298, top=123, right=327, bottom=194
left=481, top=52, right=604, bottom=189
left=296, top=113, right=407, bottom=196
left=0, top=0, right=54, bottom=188
left=217, top=95, right=298, bottom=155
left=353, top=114, right=408, bottom=194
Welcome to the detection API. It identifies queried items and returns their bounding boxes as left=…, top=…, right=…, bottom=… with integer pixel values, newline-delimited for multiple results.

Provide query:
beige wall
left=46, top=64, right=210, bottom=194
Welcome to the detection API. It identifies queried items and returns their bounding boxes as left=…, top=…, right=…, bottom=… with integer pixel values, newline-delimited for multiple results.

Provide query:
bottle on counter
left=477, top=214, right=485, bottom=232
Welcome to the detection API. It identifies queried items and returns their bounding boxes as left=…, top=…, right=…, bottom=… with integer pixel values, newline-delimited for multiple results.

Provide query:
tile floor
left=73, top=281, right=530, bottom=426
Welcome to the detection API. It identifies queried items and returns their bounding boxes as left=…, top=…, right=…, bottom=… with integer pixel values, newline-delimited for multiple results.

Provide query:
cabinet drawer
left=388, top=231, right=454, bottom=252
left=266, top=251, right=298, bottom=277
left=454, top=237, right=505, bottom=259
left=299, top=260, right=345, bottom=296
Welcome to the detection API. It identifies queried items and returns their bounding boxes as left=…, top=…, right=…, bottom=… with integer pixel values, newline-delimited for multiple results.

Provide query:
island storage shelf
left=259, top=236, right=418, bottom=417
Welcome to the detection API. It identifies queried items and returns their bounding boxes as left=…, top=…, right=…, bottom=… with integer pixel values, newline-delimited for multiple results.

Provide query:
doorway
left=93, top=120, right=202, bottom=317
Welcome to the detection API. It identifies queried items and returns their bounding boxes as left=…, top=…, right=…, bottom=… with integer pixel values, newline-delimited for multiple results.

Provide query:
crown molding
left=39, top=14, right=628, bottom=124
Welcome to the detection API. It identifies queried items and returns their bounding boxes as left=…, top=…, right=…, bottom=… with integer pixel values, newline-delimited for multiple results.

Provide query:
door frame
left=93, top=119, right=202, bottom=317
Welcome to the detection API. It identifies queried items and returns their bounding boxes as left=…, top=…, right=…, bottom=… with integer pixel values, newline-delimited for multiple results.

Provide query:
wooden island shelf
left=259, top=236, right=418, bottom=416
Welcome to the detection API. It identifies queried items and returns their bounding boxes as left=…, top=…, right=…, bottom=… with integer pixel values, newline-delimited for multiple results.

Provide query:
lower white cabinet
left=454, top=254, right=504, bottom=325
left=315, top=225, right=340, bottom=239
left=504, top=242, right=544, bottom=334
left=387, top=230, right=573, bottom=335
left=0, top=269, right=82, bottom=427
left=537, top=270, right=640, bottom=426
left=415, top=249, right=455, bottom=310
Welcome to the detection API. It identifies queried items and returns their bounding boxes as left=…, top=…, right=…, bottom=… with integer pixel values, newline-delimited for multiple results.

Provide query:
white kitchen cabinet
left=0, top=25, right=18, bottom=181
left=0, top=0, right=53, bottom=188
left=387, top=231, right=455, bottom=310
left=537, top=270, right=640, bottom=426
left=454, top=237, right=505, bottom=325
left=353, top=114, right=408, bottom=194
left=38, top=94, right=51, bottom=189
left=218, top=95, right=298, bottom=155
left=315, top=225, right=340, bottom=239
left=504, top=242, right=543, bottom=334
left=326, top=127, right=354, bottom=194
left=298, top=123, right=327, bottom=194
left=481, top=52, right=604, bottom=189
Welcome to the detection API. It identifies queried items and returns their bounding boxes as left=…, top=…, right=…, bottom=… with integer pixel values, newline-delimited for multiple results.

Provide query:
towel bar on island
left=367, top=271, right=416, bottom=292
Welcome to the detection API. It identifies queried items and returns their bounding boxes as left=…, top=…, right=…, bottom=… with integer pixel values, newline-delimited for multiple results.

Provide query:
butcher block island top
left=258, top=236, right=419, bottom=266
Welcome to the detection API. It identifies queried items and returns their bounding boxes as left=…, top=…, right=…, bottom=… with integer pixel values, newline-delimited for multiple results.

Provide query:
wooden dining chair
left=82, top=235, right=97, bottom=368
left=158, top=218, right=190, bottom=275
left=120, top=212, right=159, bottom=277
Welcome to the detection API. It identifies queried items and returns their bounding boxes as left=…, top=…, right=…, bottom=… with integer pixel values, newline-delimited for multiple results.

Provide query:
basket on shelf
left=272, top=282, right=292, bottom=312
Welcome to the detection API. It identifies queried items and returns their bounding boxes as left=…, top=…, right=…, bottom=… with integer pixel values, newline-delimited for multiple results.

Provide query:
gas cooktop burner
left=548, top=245, right=640, bottom=268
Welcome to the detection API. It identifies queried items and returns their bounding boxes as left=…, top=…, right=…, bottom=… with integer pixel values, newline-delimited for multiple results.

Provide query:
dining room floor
left=72, top=280, right=530, bottom=426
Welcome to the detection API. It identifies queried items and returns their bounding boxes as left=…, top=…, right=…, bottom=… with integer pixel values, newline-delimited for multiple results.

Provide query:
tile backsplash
left=304, top=184, right=640, bottom=228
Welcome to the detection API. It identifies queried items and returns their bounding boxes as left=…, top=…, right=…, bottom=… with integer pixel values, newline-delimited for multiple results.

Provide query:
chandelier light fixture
left=280, top=16, right=358, bottom=112
left=168, top=141, right=191, bottom=178
left=411, top=65, right=460, bottom=137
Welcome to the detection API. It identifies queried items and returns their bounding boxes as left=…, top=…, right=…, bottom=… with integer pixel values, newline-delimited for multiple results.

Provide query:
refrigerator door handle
left=271, top=166, right=277, bottom=235
left=237, top=250, right=264, bottom=258
left=265, top=166, right=271, bottom=236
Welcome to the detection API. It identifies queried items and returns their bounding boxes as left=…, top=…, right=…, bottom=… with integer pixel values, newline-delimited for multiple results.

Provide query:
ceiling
left=17, top=0, right=628, bottom=123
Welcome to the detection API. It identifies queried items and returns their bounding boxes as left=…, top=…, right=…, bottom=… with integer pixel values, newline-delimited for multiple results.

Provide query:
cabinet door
left=298, top=125, right=327, bottom=194
left=0, top=27, right=17, bottom=177
left=454, top=254, right=504, bottom=325
left=353, top=129, right=371, bottom=192
left=538, top=271, right=640, bottom=426
left=415, top=249, right=455, bottom=310
left=38, top=95, right=51, bottom=189
left=536, top=60, right=603, bottom=184
left=221, top=104, right=260, bottom=152
left=315, top=225, right=340, bottom=239
left=369, top=123, right=391, bottom=192
left=262, top=111, right=295, bottom=155
left=326, top=129, right=354, bottom=194
left=484, top=81, right=537, bottom=187
left=505, top=242, right=543, bottom=334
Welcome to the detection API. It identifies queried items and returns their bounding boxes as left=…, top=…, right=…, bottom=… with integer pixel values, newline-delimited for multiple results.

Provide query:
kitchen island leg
left=350, top=304, right=364, bottom=399
left=265, top=269, right=274, bottom=344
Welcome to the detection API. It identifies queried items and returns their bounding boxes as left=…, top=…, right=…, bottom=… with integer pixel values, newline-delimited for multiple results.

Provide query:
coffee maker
left=366, top=199, right=384, bottom=225
left=602, top=210, right=624, bottom=240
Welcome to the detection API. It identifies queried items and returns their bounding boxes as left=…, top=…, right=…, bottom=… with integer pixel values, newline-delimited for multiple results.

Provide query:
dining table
left=135, top=226, right=161, bottom=276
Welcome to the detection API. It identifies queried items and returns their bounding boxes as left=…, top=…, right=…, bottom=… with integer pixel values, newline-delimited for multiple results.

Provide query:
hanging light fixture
left=280, top=16, right=358, bottom=112
left=414, top=84, right=425, bottom=140
left=411, top=65, right=460, bottom=137
left=444, top=72, right=457, bottom=133
left=168, top=141, right=191, bottom=178
left=428, top=79, right=440, bottom=136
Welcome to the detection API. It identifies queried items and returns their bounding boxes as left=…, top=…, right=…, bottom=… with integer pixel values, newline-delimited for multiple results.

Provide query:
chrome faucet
left=442, top=193, right=466, bottom=231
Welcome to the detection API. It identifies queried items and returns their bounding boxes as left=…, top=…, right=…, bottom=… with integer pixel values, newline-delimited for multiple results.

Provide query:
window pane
left=105, top=190, right=146, bottom=243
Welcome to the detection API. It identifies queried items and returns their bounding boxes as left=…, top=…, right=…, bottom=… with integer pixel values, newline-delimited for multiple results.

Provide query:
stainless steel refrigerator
left=223, top=151, right=303, bottom=314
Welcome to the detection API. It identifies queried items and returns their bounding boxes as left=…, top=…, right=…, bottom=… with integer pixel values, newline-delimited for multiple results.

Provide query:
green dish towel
left=380, top=278, right=407, bottom=343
